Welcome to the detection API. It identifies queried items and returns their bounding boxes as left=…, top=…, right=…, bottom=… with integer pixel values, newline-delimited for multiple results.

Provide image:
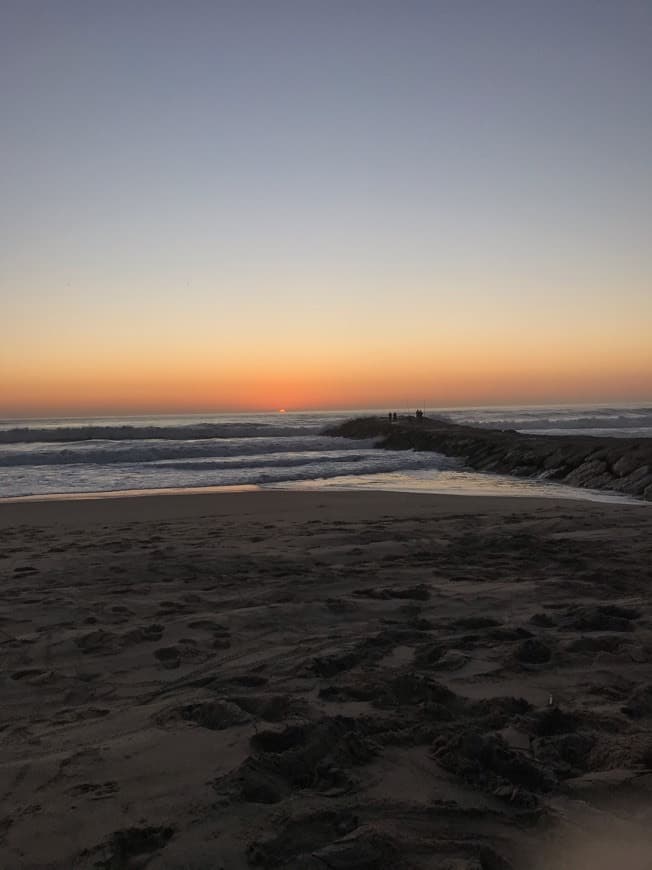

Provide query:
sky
left=1, top=0, right=651, bottom=416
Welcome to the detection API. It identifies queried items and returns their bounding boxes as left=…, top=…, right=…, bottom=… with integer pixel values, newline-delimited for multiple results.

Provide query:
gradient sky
left=1, top=0, right=651, bottom=415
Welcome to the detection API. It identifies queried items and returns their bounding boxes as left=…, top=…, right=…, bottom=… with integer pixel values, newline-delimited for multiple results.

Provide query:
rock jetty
left=325, top=416, right=652, bottom=501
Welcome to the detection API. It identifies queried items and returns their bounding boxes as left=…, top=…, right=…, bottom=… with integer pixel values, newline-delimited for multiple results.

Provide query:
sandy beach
left=1, top=490, right=651, bottom=869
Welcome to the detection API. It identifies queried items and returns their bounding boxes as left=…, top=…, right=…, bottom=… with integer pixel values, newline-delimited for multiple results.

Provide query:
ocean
left=1, top=404, right=650, bottom=501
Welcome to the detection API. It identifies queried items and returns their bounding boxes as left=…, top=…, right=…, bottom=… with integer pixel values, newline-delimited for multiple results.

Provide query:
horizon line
left=2, top=397, right=652, bottom=423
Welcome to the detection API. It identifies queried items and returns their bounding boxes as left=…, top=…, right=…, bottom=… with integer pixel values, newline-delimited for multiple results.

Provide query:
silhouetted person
left=393, top=412, right=398, bottom=421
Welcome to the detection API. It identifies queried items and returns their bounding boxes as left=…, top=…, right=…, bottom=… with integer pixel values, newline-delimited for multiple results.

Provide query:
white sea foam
left=442, top=404, right=652, bottom=437
left=0, top=436, right=369, bottom=467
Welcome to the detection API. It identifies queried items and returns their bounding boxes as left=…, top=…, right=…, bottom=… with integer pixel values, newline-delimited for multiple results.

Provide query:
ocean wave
left=0, top=422, right=321, bottom=444
left=0, top=436, right=372, bottom=467
left=248, top=453, right=455, bottom=483
left=0, top=449, right=457, bottom=498
left=519, top=427, right=652, bottom=438
left=144, top=452, right=377, bottom=472
left=444, top=408, right=652, bottom=431
left=146, top=450, right=457, bottom=473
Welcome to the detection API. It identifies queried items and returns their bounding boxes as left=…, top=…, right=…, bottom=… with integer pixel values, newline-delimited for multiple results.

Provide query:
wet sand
left=1, top=490, right=651, bottom=869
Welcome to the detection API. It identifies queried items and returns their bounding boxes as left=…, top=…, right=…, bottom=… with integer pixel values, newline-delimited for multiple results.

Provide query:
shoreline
left=1, top=472, right=645, bottom=509
left=0, top=482, right=262, bottom=504
left=1, top=486, right=648, bottom=530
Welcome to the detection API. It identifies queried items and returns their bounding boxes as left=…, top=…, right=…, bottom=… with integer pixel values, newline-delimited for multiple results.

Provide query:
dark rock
left=325, top=417, right=652, bottom=500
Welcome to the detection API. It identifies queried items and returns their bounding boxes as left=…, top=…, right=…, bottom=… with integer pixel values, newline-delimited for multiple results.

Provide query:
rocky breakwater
left=325, top=416, right=652, bottom=501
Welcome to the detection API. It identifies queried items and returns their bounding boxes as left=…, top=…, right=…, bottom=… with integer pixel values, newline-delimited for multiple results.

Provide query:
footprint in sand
left=247, top=809, right=359, bottom=865
left=121, top=624, right=164, bottom=645
left=10, top=668, right=48, bottom=682
left=179, top=699, right=251, bottom=730
left=81, top=825, right=174, bottom=867
left=153, top=641, right=209, bottom=669
left=68, top=780, right=118, bottom=800
left=186, top=619, right=231, bottom=649
left=154, top=646, right=182, bottom=669
left=217, top=716, right=376, bottom=806
left=228, top=674, right=268, bottom=688
left=75, top=629, right=117, bottom=654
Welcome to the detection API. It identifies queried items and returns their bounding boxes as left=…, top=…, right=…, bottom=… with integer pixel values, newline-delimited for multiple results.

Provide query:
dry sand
left=0, top=490, right=651, bottom=869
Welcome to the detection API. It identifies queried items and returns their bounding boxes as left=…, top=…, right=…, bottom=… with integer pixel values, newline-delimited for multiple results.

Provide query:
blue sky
left=2, top=1, right=651, bottom=412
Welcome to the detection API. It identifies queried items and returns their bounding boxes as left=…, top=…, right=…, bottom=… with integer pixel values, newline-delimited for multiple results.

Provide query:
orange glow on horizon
left=3, top=311, right=650, bottom=417
left=2, top=349, right=650, bottom=417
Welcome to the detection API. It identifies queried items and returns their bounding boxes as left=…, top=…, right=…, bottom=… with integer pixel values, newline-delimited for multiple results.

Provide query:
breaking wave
left=0, top=436, right=368, bottom=467
left=444, top=406, right=652, bottom=436
left=0, top=422, right=320, bottom=444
